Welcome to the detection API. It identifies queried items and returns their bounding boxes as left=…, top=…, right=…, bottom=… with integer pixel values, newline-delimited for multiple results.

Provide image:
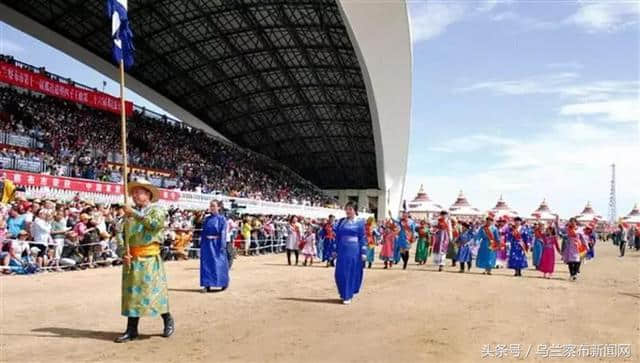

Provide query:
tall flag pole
left=108, top=0, right=135, bottom=263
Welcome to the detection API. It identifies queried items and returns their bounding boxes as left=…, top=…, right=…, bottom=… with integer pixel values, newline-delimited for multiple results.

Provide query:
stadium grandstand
left=0, top=0, right=412, bottom=218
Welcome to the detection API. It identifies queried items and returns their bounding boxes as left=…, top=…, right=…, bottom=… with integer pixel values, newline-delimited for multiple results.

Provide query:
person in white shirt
left=30, top=209, right=52, bottom=268
left=12, top=230, right=30, bottom=259
left=30, top=209, right=52, bottom=244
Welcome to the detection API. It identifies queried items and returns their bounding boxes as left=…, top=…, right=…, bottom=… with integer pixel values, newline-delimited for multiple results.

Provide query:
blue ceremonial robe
left=475, top=225, right=500, bottom=270
left=334, top=217, right=366, bottom=301
left=392, top=218, right=416, bottom=263
left=507, top=226, right=531, bottom=270
left=455, top=229, right=475, bottom=263
left=200, top=213, right=229, bottom=288
left=532, top=238, right=543, bottom=267
left=315, top=229, right=324, bottom=260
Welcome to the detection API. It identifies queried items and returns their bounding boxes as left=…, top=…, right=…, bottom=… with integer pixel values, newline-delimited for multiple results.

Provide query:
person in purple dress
left=557, top=216, right=587, bottom=281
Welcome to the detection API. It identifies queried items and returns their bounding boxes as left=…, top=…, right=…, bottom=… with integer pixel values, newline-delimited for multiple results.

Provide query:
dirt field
left=1, top=242, right=638, bottom=363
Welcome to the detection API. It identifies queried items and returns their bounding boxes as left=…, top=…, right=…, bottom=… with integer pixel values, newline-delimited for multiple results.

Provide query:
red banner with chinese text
left=3, top=170, right=180, bottom=201
left=0, top=60, right=133, bottom=116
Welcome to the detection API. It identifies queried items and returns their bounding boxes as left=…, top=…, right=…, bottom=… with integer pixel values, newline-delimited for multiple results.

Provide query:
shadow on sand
left=279, top=297, right=343, bottom=305
left=0, top=327, right=151, bottom=341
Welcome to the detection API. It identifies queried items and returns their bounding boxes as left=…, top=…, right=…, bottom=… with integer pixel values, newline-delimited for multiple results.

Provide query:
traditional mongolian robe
left=334, top=217, right=367, bottom=301
left=532, top=226, right=544, bottom=268
left=121, top=205, right=169, bottom=318
left=495, top=225, right=508, bottom=267
left=414, top=224, right=431, bottom=263
left=446, top=222, right=461, bottom=261
left=584, top=228, right=596, bottom=260
left=365, top=222, right=380, bottom=264
left=538, top=235, right=560, bottom=274
left=379, top=227, right=397, bottom=262
left=559, top=226, right=586, bottom=263
left=393, top=218, right=415, bottom=263
left=200, top=213, right=229, bottom=289
left=455, top=228, right=475, bottom=264
left=506, top=225, right=531, bottom=270
left=319, top=222, right=336, bottom=263
left=475, top=225, right=501, bottom=270
left=432, top=217, right=451, bottom=266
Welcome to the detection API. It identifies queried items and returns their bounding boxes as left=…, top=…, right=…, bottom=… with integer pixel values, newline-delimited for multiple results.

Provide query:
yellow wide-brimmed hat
left=127, top=178, right=159, bottom=202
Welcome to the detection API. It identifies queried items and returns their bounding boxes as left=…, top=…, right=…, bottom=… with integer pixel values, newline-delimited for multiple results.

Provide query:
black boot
left=161, top=313, right=175, bottom=338
left=114, top=317, right=139, bottom=343
left=367, top=262, right=372, bottom=269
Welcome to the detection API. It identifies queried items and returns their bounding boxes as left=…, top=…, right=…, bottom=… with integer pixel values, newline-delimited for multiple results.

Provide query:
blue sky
left=405, top=0, right=639, bottom=218
left=1, top=0, right=639, bottom=218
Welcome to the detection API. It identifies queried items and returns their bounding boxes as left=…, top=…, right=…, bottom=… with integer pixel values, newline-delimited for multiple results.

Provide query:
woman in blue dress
left=334, top=202, right=367, bottom=305
left=506, top=217, right=531, bottom=277
left=200, top=200, right=229, bottom=292
left=531, top=222, right=544, bottom=269
left=455, top=222, right=475, bottom=273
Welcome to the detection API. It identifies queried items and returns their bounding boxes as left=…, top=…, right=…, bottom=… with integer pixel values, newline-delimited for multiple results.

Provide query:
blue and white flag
left=107, top=0, right=135, bottom=69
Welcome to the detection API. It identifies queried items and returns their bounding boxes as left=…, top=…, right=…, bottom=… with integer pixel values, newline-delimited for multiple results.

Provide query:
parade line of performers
left=114, top=180, right=600, bottom=343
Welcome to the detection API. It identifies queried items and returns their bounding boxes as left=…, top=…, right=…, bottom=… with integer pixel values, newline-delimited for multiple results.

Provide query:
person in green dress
left=115, top=179, right=174, bottom=343
left=414, top=220, right=431, bottom=265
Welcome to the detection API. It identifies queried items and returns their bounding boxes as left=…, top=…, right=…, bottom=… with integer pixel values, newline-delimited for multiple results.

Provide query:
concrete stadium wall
left=337, top=0, right=412, bottom=219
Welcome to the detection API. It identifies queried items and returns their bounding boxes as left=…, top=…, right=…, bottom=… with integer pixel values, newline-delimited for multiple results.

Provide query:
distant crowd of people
left=0, top=85, right=334, bottom=206
left=0, top=189, right=328, bottom=275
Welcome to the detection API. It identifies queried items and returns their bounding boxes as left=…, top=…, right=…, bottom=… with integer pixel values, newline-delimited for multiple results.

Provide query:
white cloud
left=406, top=121, right=640, bottom=218
left=458, top=73, right=639, bottom=101
left=491, top=11, right=558, bottom=30
left=567, top=1, right=640, bottom=33
left=489, top=2, right=640, bottom=33
left=409, top=1, right=467, bottom=44
left=477, top=0, right=514, bottom=13
left=560, top=99, right=640, bottom=123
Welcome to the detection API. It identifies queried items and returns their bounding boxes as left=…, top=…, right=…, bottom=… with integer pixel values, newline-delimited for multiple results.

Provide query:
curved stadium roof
left=2, top=0, right=377, bottom=190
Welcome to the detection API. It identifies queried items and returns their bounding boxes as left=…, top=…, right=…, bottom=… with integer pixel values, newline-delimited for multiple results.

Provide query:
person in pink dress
left=379, top=220, right=398, bottom=269
left=538, top=225, right=561, bottom=278
left=301, top=223, right=316, bottom=266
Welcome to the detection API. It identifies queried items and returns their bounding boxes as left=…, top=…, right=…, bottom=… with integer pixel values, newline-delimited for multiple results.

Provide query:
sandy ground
left=1, top=242, right=638, bottom=363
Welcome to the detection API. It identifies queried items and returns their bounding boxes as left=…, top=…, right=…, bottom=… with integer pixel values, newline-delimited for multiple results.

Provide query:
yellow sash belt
left=130, top=243, right=160, bottom=258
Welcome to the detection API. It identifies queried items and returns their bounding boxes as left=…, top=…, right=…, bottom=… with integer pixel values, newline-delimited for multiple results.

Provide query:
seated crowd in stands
left=0, top=85, right=335, bottom=206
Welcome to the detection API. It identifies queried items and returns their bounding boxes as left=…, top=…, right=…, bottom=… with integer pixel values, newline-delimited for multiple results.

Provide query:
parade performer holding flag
left=118, top=179, right=174, bottom=342
left=106, top=0, right=174, bottom=343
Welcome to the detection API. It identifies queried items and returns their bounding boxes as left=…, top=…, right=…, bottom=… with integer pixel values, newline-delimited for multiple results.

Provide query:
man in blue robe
left=200, top=200, right=229, bottom=292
